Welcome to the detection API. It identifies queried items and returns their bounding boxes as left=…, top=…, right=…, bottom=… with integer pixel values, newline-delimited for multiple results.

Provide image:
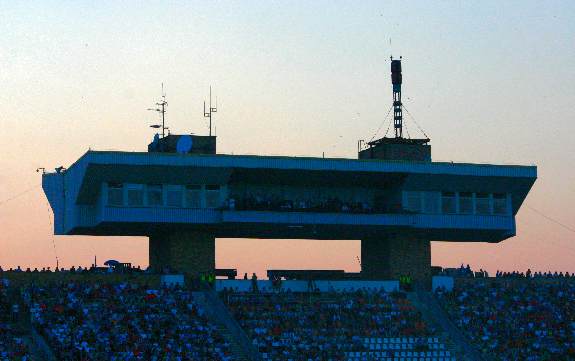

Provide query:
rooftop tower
left=359, top=57, right=431, bottom=161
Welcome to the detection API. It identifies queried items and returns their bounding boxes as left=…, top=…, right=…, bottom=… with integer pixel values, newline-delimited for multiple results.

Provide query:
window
left=205, top=185, right=221, bottom=208
left=423, top=192, right=440, bottom=214
left=441, top=192, right=456, bottom=214
left=127, top=184, right=144, bottom=206
left=493, top=193, right=508, bottom=215
left=185, top=185, right=202, bottom=208
left=404, top=191, right=421, bottom=212
left=475, top=193, right=490, bottom=215
left=459, top=192, right=473, bottom=214
left=147, top=184, right=163, bottom=206
left=107, top=183, right=124, bottom=206
left=166, top=185, right=183, bottom=207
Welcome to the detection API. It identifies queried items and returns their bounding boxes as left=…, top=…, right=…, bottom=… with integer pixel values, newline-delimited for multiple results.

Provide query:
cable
left=0, top=186, right=37, bottom=207
left=45, top=200, right=60, bottom=269
left=383, top=116, right=393, bottom=138
left=517, top=218, right=575, bottom=257
left=526, top=205, right=575, bottom=234
left=402, top=105, right=430, bottom=139
left=368, top=105, right=394, bottom=142
left=404, top=117, right=411, bottom=139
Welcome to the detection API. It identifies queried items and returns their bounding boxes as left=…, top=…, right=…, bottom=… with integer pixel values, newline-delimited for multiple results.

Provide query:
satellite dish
left=176, top=135, right=193, bottom=154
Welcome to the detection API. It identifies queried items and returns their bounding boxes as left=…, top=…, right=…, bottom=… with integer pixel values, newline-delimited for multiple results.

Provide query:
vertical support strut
left=393, top=87, right=402, bottom=138
left=391, top=57, right=403, bottom=138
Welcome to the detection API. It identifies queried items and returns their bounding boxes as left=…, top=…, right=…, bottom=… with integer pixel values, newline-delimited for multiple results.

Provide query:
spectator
left=225, top=289, right=441, bottom=361
left=437, top=278, right=575, bottom=360
left=26, top=282, right=235, bottom=361
left=251, top=273, right=258, bottom=293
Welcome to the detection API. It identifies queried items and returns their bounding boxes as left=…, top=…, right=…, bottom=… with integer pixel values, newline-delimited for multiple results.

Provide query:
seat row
left=364, top=337, right=441, bottom=344
left=346, top=358, right=455, bottom=361
left=346, top=351, right=451, bottom=358
left=364, top=342, right=447, bottom=351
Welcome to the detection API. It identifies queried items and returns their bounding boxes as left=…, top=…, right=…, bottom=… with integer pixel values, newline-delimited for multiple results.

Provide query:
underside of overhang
left=67, top=221, right=512, bottom=243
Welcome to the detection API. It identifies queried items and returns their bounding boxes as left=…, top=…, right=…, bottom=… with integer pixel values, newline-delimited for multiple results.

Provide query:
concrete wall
left=216, top=279, right=399, bottom=293
left=362, top=237, right=431, bottom=284
left=149, top=231, right=215, bottom=275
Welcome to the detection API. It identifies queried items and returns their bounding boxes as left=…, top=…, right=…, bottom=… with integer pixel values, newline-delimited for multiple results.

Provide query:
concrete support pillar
left=149, top=231, right=215, bottom=275
left=361, top=236, right=431, bottom=286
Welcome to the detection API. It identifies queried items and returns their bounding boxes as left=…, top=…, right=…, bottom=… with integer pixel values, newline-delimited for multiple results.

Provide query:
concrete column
left=361, top=236, right=431, bottom=286
left=149, top=231, right=215, bottom=275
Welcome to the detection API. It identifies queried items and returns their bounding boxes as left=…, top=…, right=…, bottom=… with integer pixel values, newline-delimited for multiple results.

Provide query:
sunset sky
left=1, top=1, right=574, bottom=277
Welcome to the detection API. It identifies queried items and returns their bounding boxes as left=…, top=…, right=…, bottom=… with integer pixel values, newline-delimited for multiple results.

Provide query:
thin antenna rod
left=210, top=86, right=212, bottom=136
left=204, top=86, right=217, bottom=136
left=147, top=83, right=168, bottom=138
left=161, top=83, right=166, bottom=138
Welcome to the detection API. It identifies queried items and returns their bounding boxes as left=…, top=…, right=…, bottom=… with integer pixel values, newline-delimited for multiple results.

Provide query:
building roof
left=68, top=150, right=536, bottom=178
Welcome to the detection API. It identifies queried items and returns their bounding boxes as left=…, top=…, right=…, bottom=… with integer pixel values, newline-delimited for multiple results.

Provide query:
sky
left=1, top=1, right=574, bottom=277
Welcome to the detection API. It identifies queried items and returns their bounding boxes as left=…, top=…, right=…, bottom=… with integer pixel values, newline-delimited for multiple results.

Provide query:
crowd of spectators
left=437, top=264, right=489, bottom=279
left=438, top=264, right=575, bottom=280
left=226, top=194, right=385, bottom=214
left=223, top=289, right=436, bottom=361
left=0, top=264, right=220, bottom=279
left=0, top=265, right=144, bottom=275
left=496, top=270, right=574, bottom=279
left=0, top=279, right=32, bottom=361
left=25, top=282, right=234, bottom=361
left=436, top=279, right=575, bottom=360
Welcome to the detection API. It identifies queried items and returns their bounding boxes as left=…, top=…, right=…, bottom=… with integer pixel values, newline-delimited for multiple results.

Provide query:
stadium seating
left=223, top=289, right=454, bottom=361
left=5, top=269, right=575, bottom=360
left=25, top=282, right=235, bottom=361
left=436, top=279, right=575, bottom=360
left=0, top=331, right=30, bottom=361
left=0, top=280, right=32, bottom=361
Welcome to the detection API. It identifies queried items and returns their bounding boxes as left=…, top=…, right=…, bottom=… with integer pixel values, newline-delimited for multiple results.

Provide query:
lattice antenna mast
left=147, top=83, right=168, bottom=138
left=391, top=56, right=403, bottom=138
left=204, top=86, right=217, bottom=136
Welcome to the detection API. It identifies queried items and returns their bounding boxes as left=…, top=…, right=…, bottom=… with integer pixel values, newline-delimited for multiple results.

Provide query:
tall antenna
left=390, top=56, right=403, bottom=138
left=204, top=86, right=217, bottom=136
left=148, top=83, right=168, bottom=138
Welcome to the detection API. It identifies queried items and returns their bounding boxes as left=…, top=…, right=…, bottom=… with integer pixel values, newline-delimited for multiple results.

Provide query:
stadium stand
left=222, top=289, right=455, bottom=361
left=0, top=279, right=32, bottom=361
left=436, top=279, right=575, bottom=360
left=4, top=268, right=575, bottom=360
left=24, top=282, right=235, bottom=361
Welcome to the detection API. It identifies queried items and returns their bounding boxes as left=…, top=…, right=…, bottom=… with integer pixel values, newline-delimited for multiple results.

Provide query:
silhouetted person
left=251, top=273, right=258, bottom=293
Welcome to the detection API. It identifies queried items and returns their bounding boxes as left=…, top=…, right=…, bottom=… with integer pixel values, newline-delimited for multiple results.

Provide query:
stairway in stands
left=4, top=286, right=56, bottom=361
left=215, top=324, right=249, bottom=361
left=409, top=291, right=484, bottom=361
left=194, top=291, right=261, bottom=361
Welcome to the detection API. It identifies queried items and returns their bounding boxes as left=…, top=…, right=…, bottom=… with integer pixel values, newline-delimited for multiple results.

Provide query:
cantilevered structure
left=41, top=59, right=537, bottom=284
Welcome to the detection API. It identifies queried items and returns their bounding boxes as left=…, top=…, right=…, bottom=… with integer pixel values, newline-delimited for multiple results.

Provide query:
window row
left=106, top=183, right=224, bottom=209
left=403, top=191, right=509, bottom=215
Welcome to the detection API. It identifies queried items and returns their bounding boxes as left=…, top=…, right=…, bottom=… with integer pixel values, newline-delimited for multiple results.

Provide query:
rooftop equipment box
left=148, top=134, right=216, bottom=155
